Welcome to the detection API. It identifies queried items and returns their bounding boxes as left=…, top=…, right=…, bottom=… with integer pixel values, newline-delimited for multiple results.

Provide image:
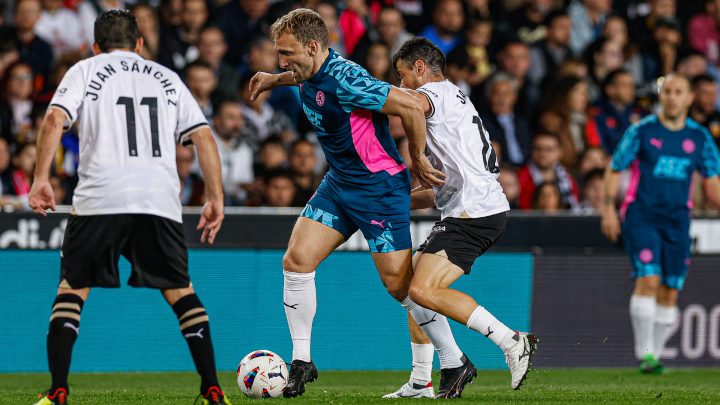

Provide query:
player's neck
left=421, top=73, right=445, bottom=86
left=310, top=48, right=330, bottom=78
left=658, top=112, right=687, bottom=131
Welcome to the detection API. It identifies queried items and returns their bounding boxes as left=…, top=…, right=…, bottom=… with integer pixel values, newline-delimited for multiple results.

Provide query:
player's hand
left=249, top=72, right=280, bottom=101
left=197, top=200, right=224, bottom=245
left=601, top=209, right=622, bottom=243
left=28, top=179, right=56, bottom=216
left=412, top=155, right=446, bottom=188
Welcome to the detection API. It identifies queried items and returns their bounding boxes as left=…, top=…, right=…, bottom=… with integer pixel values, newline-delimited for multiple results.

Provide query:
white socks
left=466, top=305, right=518, bottom=351
left=409, top=342, right=434, bottom=385
left=401, top=297, right=465, bottom=369
left=653, top=305, right=678, bottom=359
left=283, top=270, right=316, bottom=362
left=629, top=294, right=656, bottom=360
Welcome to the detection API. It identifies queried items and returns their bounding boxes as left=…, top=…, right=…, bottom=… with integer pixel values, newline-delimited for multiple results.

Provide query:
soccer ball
left=237, top=350, right=288, bottom=399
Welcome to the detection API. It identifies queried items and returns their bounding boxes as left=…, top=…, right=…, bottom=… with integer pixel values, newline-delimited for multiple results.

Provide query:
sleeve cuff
left=178, top=122, right=209, bottom=145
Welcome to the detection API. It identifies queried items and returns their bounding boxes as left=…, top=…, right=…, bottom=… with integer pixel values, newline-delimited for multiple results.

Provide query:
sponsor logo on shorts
left=432, top=225, right=446, bottom=232
left=370, top=219, right=386, bottom=229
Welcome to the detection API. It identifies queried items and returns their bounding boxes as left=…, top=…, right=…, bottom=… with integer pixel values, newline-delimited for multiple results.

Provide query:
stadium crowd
left=1, top=0, right=719, bottom=213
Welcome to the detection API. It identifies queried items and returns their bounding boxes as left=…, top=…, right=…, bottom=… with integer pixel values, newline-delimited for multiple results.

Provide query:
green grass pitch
left=3, top=369, right=720, bottom=404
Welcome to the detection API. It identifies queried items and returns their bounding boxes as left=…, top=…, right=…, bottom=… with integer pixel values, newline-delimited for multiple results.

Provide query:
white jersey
left=417, top=80, right=509, bottom=219
left=50, top=50, right=209, bottom=222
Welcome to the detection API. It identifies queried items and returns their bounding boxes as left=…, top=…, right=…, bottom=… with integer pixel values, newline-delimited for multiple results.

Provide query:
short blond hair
left=270, top=8, right=328, bottom=49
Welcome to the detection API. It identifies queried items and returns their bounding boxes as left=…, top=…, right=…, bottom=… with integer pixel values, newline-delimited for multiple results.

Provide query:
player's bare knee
left=282, top=250, right=314, bottom=274
left=634, top=276, right=660, bottom=296
left=383, top=278, right=409, bottom=301
left=162, top=285, right=195, bottom=305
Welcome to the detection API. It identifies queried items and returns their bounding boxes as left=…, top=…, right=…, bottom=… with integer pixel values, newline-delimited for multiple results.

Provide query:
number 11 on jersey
left=116, top=96, right=161, bottom=157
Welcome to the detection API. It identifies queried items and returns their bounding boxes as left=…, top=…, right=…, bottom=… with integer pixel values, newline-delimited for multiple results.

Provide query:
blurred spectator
left=0, top=28, right=19, bottom=80
left=159, top=0, right=208, bottom=72
left=459, top=17, right=493, bottom=88
left=339, top=0, right=372, bottom=57
left=184, top=60, right=217, bottom=119
left=575, top=146, right=608, bottom=179
left=518, top=132, right=580, bottom=210
left=585, top=36, right=625, bottom=102
left=197, top=26, right=239, bottom=102
left=0, top=138, right=13, bottom=196
left=575, top=168, right=605, bottom=214
left=590, top=69, right=644, bottom=153
left=445, top=46, right=471, bottom=93
left=498, top=165, right=520, bottom=208
left=212, top=99, right=254, bottom=206
left=533, top=180, right=566, bottom=212
left=353, top=7, right=412, bottom=64
left=629, top=0, right=677, bottom=49
left=504, top=0, right=557, bottom=45
left=77, top=0, right=126, bottom=50
left=480, top=72, right=532, bottom=167
left=263, top=168, right=298, bottom=207
left=238, top=75, right=297, bottom=149
left=602, top=15, right=643, bottom=90
left=365, top=42, right=393, bottom=82
left=690, top=74, right=720, bottom=146
left=1, top=62, right=35, bottom=145
left=392, top=0, right=434, bottom=35
left=159, top=0, right=183, bottom=29
left=35, top=0, right=85, bottom=60
left=568, top=0, right=611, bottom=56
left=676, top=51, right=710, bottom=80
left=12, top=0, right=53, bottom=93
left=176, top=144, right=205, bottom=206
left=255, top=136, right=289, bottom=177
left=132, top=3, right=161, bottom=60
left=316, top=2, right=345, bottom=56
left=8, top=142, right=36, bottom=206
left=539, top=75, right=600, bottom=167
left=640, top=17, right=683, bottom=84
left=289, top=139, right=319, bottom=206
left=419, top=0, right=464, bottom=55
left=215, top=0, right=271, bottom=66
left=48, top=174, right=66, bottom=205
left=688, top=0, right=720, bottom=66
left=529, top=10, right=572, bottom=98
left=474, top=40, right=534, bottom=117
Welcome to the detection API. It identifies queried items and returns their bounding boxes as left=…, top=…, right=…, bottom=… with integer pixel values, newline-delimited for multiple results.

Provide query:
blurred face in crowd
left=584, top=0, right=612, bottom=14
left=161, top=0, right=183, bottom=27
left=366, top=43, right=391, bottom=80
left=654, top=26, right=681, bottom=48
left=693, top=80, right=717, bottom=114
left=489, top=79, right=517, bottom=115
left=532, top=134, right=561, bottom=170
left=265, top=176, right=296, bottom=207
left=260, top=143, right=288, bottom=170
left=290, top=141, right=317, bottom=177
left=467, top=21, right=492, bottom=48
left=603, top=16, right=628, bottom=46
left=535, top=182, right=562, bottom=212
left=709, top=0, right=720, bottom=25
left=182, top=0, right=208, bottom=32
left=596, top=40, right=624, bottom=72
left=49, top=176, right=65, bottom=205
left=659, top=75, right=693, bottom=120
left=241, top=0, right=270, bottom=20
left=546, top=16, right=571, bottom=47
left=14, top=144, right=36, bottom=176
left=7, top=64, right=34, bottom=100
left=15, top=0, right=42, bottom=32
left=0, top=138, right=10, bottom=172
left=677, top=55, right=708, bottom=78
left=378, top=8, right=405, bottom=45
left=434, top=0, right=464, bottom=36
left=568, top=81, right=589, bottom=113
left=213, top=102, right=245, bottom=141
left=176, top=145, right=194, bottom=180
left=498, top=169, right=520, bottom=202
left=607, top=72, right=636, bottom=106
left=584, top=176, right=605, bottom=210
left=498, top=43, right=531, bottom=79
left=198, top=28, right=227, bottom=66
left=317, top=3, right=339, bottom=36
left=41, top=0, right=62, bottom=12
left=651, top=0, right=676, bottom=19
left=133, top=5, right=158, bottom=38
left=578, top=147, right=608, bottom=175
left=186, top=65, right=216, bottom=99
left=250, top=37, right=278, bottom=73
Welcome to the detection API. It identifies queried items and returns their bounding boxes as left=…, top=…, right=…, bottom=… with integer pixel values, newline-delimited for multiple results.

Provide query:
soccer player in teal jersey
left=249, top=9, right=474, bottom=398
left=602, top=74, right=720, bottom=373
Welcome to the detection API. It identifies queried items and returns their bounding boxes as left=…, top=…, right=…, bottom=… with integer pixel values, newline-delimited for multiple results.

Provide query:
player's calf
left=46, top=293, right=85, bottom=396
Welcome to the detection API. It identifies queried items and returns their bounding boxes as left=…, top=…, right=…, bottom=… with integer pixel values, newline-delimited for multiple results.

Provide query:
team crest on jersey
left=316, top=91, right=325, bottom=106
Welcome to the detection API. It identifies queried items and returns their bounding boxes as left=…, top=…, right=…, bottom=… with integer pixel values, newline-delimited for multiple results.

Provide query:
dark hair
left=94, top=10, right=139, bottom=52
left=602, top=68, right=632, bottom=90
left=544, top=9, right=569, bottom=26
left=393, top=37, right=446, bottom=74
left=260, top=135, right=285, bottom=150
left=290, top=138, right=315, bottom=154
left=532, top=181, right=564, bottom=210
left=583, top=168, right=605, bottom=187
left=533, top=132, right=561, bottom=144
left=542, top=74, right=585, bottom=114
left=185, top=59, right=213, bottom=73
left=264, top=167, right=295, bottom=183
left=692, top=73, right=716, bottom=88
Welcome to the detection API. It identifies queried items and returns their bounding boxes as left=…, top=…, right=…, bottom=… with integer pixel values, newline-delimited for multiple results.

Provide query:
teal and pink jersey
left=298, top=49, right=406, bottom=185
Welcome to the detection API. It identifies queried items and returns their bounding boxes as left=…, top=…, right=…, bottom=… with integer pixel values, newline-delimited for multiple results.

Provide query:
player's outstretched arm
left=191, top=126, right=224, bottom=244
left=411, top=186, right=436, bottom=210
left=601, top=165, right=622, bottom=242
left=704, top=176, right=720, bottom=209
left=29, top=108, right=66, bottom=216
left=249, top=71, right=296, bottom=101
left=382, top=87, right=445, bottom=188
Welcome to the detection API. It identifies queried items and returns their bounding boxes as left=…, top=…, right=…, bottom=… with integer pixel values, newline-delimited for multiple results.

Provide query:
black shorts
left=417, top=212, right=506, bottom=274
left=60, top=214, right=190, bottom=289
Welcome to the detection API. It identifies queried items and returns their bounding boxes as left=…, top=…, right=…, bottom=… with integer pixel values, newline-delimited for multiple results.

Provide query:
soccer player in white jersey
left=385, top=38, right=539, bottom=396
left=29, top=11, right=230, bottom=405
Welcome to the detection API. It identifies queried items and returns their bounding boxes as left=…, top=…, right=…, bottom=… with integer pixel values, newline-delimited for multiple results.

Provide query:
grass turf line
left=2, top=369, right=720, bottom=404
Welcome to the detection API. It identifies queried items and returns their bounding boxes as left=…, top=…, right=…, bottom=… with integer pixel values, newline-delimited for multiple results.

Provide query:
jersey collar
left=108, top=50, right=143, bottom=60
left=307, top=48, right=335, bottom=85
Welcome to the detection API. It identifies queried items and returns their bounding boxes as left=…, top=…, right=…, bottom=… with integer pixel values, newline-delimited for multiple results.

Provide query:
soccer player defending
left=30, top=11, right=230, bottom=405
left=249, top=9, right=473, bottom=399
left=387, top=37, right=538, bottom=392
left=601, top=74, right=720, bottom=374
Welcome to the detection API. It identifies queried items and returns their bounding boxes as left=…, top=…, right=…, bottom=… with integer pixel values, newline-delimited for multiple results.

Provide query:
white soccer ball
left=236, top=350, right=288, bottom=399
